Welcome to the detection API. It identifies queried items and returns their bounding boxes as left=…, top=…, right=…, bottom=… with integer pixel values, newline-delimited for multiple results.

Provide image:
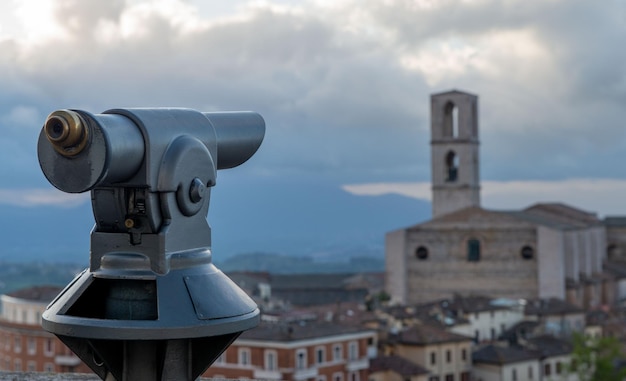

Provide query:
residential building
left=385, top=324, right=472, bottom=381
left=472, top=344, right=540, bottom=381
left=0, top=286, right=90, bottom=374
left=369, top=355, right=430, bottom=381
left=203, top=320, right=376, bottom=381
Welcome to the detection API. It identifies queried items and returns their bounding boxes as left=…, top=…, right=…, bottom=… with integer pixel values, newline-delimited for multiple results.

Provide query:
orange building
left=204, top=320, right=377, bottom=381
left=0, top=285, right=91, bottom=374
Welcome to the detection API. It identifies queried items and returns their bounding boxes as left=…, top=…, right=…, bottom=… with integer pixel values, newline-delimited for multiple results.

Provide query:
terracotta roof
left=390, top=324, right=471, bottom=345
left=521, top=203, right=600, bottom=228
left=370, top=355, right=430, bottom=376
left=413, top=207, right=535, bottom=230
left=5, top=285, right=62, bottom=302
left=473, top=344, right=539, bottom=365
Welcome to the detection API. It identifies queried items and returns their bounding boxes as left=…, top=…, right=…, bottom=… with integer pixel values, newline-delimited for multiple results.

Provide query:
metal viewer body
left=37, top=107, right=265, bottom=381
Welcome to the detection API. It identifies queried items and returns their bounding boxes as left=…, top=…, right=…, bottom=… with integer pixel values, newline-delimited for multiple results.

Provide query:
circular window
left=521, top=246, right=534, bottom=260
left=415, top=246, right=429, bottom=260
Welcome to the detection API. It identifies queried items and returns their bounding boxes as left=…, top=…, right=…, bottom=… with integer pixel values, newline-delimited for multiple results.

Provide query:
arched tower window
left=445, top=151, right=458, bottom=182
left=443, top=101, right=459, bottom=138
left=467, top=239, right=480, bottom=262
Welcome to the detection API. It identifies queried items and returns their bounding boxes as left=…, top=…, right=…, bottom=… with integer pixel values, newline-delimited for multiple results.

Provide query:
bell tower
left=430, top=90, right=480, bottom=218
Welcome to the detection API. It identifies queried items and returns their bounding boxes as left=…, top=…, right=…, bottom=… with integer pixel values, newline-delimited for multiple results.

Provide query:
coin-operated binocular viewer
left=37, top=108, right=264, bottom=380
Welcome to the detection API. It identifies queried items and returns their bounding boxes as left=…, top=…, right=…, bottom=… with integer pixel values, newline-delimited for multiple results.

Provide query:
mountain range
left=0, top=177, right=431, bottom=266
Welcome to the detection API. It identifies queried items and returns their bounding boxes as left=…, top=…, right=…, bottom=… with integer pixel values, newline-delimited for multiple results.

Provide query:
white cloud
left=0, top=189, right=89, bottom=208
left=342, top=179, right=626, bottom=217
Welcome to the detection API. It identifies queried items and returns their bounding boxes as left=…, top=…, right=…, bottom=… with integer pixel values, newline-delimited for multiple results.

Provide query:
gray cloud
left=1, top=0, right=625, bottom=191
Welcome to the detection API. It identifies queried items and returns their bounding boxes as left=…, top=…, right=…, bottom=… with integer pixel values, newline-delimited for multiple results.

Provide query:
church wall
left=537, top=227, right=565, bottom=299
left=386, top=229, right=408, bottom=305
left=402, top=227, right=538, bottom=304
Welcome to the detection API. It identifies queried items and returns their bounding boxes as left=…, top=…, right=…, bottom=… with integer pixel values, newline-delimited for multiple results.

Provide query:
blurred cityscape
left=2, top=90, right=626, bottom=381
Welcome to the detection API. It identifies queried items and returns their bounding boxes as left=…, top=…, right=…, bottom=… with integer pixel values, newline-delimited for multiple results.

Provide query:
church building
left=386, top=90, right=624, bottom=308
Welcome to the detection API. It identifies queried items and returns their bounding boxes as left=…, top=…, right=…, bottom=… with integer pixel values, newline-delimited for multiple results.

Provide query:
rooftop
left=5, top=285, right=63, bottom=302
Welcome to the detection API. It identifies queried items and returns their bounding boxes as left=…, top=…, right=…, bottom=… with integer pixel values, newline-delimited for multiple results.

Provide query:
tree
left=570, top=332, right=626, bottom=381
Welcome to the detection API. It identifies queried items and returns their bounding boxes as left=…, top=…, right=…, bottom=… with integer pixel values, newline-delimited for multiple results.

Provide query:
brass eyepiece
left=44, top=110, right=89, bottom=157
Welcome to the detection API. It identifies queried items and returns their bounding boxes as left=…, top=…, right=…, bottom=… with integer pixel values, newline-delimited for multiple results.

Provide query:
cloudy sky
left=1, top=0, right=626, bottom=218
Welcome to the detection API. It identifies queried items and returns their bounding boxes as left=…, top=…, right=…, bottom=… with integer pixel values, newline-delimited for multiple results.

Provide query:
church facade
left=386, top=90, right=622, bottom=308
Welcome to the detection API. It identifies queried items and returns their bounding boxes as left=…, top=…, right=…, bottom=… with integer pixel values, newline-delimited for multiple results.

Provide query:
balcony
left=254, top=369, right=282, bottom=380
left=346, top=358, right=369, bottom=371
left=294, top=367, right=318, bottom=380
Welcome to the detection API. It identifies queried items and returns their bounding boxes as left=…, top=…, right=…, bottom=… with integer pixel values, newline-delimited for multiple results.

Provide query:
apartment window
left=490, top=328, right=496, bottom=340
left=316, top=346, right=326, bottom=364
left=446, top=349, right=451, bottom=363
left=512, top=368, right=517, bottom=381
left=461, top=348, right=467, bottom=361
left=333, top=372, right=344, bottom=381
left=333, top=344, right=343, bottom=361
left=350, top=371, right=359, bottom=381
left=528, top=366, right=533, bottom=379
left=556, top=361, right=562, bottom=374
left=430, top=351, right=436, bottom=365
left=429, top=377, right=440, bottom=381
left=27, top=361, right=36, bottom=372
left=265, top=350, right=277, bottom=370
left=348, top=341, right=358, bottom=361
left=317, top=376, right=327, bottom=381
left=296, top=348, right=307, bottom=370
left=14, top=336, right=21, bottom=353
left=445, top=375, right=454, bottom=381
left=27, top=337, right=36, bottom=355
left=238, top=348, right=250, bottom=366
left=14, top=359, right=21, bottom=372
left=44, top=338, right=54, bottom=356
left=544, top=363, right=551, bottom=376
left=460, top=372, right=470, bottom=381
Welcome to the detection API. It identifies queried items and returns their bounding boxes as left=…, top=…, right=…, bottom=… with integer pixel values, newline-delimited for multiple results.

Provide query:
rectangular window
left=238, top=348, right=250, bottom=366
left=333, top=372, right=344, bottom=381
left=333, top=344, right=343, bottom=361
left=556, top=361, right=562, bottom=374
left=467, top=239, right=480, bottom=262
left=445, top=374, right=454, bottom=381
left=44, top=363, right=54, bottom=372
left=544, top=363, right=551, bottom=376
left=460, top=372, right=470, bottom=381
left=14, top=359, right=21, bottom=372
left=27, top=361, right=36, bottom=372
left=512, top=368, right=517, bottom=381
left=528, top=366, right=533, bottom=379
left=430, top=352, right=436, bottom=365
left=265, top=350, right=277, bottom=371
left=461, top=348, right=467, bottom=361
left=348, top=341, right=358, bottom=361
left=316, top=347, right=325, bottom=364
left=44, top=338, right=54, bottom=356
left=14, top=337, right=21, bottom=353
left=27, top=337, right=36, bottom=355
left=446, top=349, right=451, bottom=363
left=296, top=348, right=307, bottom=370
